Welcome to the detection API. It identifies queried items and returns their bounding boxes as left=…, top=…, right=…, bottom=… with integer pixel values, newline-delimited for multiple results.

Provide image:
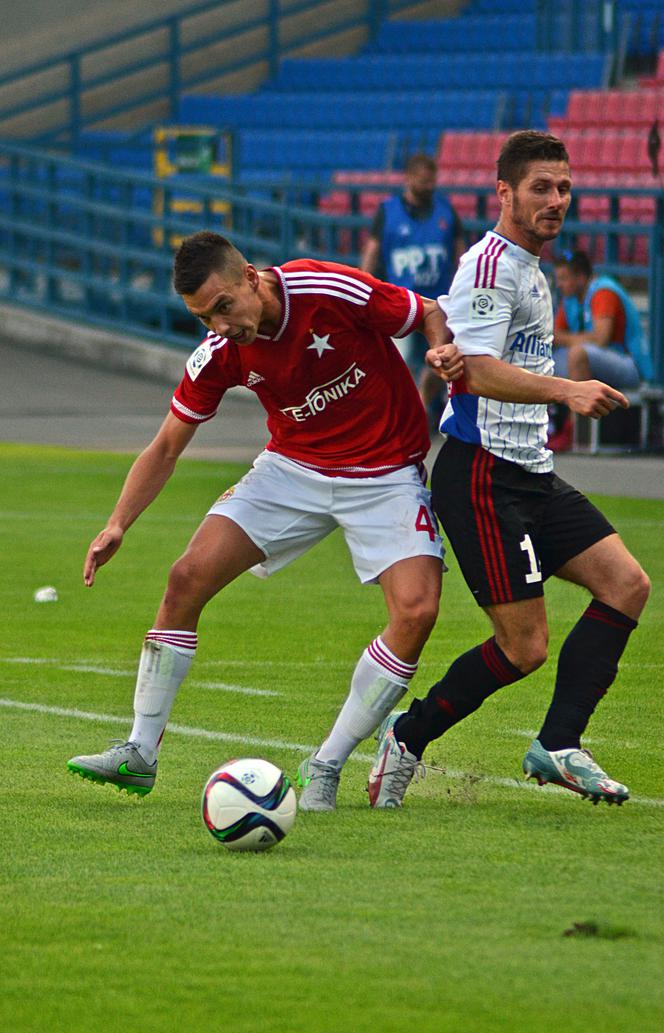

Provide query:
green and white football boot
left=67, top=740, right=157, bottom=796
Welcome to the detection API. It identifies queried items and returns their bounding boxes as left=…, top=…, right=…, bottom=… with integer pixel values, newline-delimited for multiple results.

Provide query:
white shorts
left=207, top=450, right=444, bottom=584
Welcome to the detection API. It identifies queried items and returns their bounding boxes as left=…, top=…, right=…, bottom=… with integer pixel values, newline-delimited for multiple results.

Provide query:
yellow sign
left=153, top=126, right=232, bottom=247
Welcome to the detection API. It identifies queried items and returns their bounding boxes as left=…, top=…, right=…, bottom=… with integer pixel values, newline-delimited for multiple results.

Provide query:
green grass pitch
left=1, top=442, right=663, bottom=1033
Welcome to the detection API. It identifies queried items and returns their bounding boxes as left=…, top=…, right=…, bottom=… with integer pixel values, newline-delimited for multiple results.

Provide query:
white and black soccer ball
left=201, top=758, right=297, bottom=852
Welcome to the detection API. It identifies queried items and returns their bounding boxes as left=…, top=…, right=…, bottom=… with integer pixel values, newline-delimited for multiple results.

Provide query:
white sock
left=316, top=637, right=417, bottom=767
left=129, top=629, right=197, bottom=764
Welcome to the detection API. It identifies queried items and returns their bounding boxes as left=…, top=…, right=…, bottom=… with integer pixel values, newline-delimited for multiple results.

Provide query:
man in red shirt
left=67, top=231, right=462, bottom=811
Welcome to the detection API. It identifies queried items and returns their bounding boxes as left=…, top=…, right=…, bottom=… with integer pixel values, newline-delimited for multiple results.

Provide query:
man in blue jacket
left=361, top=152, right=463, bottom=422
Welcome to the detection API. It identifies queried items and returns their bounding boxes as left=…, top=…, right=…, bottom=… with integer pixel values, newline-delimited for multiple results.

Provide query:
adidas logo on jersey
left=246, top=371, right=265, bottom=388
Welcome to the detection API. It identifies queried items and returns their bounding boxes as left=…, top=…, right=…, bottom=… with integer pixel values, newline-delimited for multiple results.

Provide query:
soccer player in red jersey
left=67, top=231, right=462, bottom=809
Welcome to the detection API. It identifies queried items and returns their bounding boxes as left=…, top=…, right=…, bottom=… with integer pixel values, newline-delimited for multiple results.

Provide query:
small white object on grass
left=34, top=586, right=58, bottom=603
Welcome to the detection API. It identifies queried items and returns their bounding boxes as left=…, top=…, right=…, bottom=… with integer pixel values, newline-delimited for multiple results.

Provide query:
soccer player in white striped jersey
left=369, top=131, right=650, bottom=809
left=67, top=231, right=463, bottom=808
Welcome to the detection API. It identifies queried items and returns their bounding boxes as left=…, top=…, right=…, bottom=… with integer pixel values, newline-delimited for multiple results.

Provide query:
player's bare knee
left=391, top=592, right=439, bottom=638
left=609, top=562, right=651, bottom=617
left=628, top=565, right=651, bottom=613
left=164, top=555, right=215, bottom=610
left=166, top=555, right=193, bottom=597
left=497, top=632, right=548, bottom=674
left=520, top=647, right=548, bottom=674
left=594, top=557, right=652, bottom=619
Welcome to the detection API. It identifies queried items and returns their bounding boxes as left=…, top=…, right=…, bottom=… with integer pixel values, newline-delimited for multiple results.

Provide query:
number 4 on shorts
left=415, top=505, right=437, bottom=542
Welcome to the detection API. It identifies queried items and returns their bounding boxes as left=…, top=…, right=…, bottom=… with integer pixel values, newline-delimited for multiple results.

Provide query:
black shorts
left=431, top=437, right=615, bottom=607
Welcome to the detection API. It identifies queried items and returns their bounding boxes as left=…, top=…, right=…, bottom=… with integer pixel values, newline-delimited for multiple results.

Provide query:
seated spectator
left=548, top=250, right=651, bottom=451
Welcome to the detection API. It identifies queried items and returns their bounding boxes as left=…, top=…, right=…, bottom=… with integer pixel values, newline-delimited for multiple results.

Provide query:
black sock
left=395, top=638, right=524, bottom=759
left=537, top=599, right=637, bottom=751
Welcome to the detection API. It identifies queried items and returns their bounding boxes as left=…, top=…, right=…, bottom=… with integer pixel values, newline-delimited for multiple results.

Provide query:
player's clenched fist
left=83, top=526, right=124, bottom=586
left=426, top=343, right=464, bottom=382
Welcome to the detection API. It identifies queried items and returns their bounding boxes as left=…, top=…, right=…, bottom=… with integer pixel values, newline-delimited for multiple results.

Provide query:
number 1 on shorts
left=520, top=533, right=542, bottom=584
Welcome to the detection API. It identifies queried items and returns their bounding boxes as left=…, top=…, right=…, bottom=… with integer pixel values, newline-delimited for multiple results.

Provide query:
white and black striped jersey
left=438, top=231, right=555, bottom=473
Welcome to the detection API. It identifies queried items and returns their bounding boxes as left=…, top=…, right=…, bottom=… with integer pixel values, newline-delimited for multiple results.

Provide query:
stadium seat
left=567, top=90, right=605, bottom=128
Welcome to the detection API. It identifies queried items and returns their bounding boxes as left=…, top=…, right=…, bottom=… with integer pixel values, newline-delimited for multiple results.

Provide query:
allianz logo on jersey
left=280, top=363, right=367, bottom=422
left=510, top=331, right=552, bottom=358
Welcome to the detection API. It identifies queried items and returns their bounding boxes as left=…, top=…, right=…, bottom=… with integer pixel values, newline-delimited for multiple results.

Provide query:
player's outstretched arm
left=460, top=355, right=629, bottom=417
left=83, top=412, right=197, bottom=586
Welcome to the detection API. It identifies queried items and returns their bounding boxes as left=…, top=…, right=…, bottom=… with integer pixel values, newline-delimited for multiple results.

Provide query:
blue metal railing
left=0, top=140, right=662, bottom=384
left=0, top=0, right=417, bottom=144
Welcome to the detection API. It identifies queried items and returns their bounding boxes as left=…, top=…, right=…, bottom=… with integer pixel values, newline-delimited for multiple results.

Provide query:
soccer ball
left=201, top=758, right=297, bottom=852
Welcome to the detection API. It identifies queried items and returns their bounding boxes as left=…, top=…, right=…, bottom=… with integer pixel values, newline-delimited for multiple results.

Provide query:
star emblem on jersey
left=307, top=332, right=334, bottom=357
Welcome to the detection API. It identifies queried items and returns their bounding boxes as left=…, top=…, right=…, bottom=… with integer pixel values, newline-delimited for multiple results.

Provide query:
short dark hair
left=497, top=130, right=569, bottom=187
left=554, top=249, right=593, bottom=279
left=405, top=152, right=437, bottom=176
left=173, top=231, right=246, bottom=295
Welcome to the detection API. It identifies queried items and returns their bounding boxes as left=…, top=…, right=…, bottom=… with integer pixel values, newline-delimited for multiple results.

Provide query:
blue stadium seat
left=178, top=90, right=503, bottom=132
left=468, top=0, right=537, bottom=12
left=370, top=16, right=537, bottom=54
left=238, top=129, right=394, bottom=176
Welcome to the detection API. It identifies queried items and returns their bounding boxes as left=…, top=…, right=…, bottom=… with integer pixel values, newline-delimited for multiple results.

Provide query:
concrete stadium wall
left=0, top=302, right=188, bottom=384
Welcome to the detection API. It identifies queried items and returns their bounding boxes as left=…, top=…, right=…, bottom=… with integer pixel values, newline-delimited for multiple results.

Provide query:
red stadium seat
left=578, top=194, right=609, bottom=223
left=640, top=51, right=664, bottom=87
left=574, top=130, right=604, bottom=172
left=567, top=90, right=603, bottom=128
left=639, top=92, right=660, bottom=127
left=604, top=90, right=659, bottom=129
left=598, top=134, right=623, bottom=174
left=319, top=190, right=350, bottom=215
left=603, top=92, right=628, bottom=128
left=547, top=117, right=567, bottom=136
left=563, top=129, right=588, bottom=169
left=439, top=132, right=467, bottom=170
left=621, top=193, right=656, bottom=223
left=440, top=167, right=475, bottom=185
left=333, top=170, right=403, bottom=186
left=359, top=191, right=390, bottom=215
left=448, top=191, right=477, bottom=219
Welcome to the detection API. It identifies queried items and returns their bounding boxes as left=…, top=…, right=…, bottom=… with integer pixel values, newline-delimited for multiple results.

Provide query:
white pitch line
left=2, top=657, right=56, bottom=664
left=0, top=658, right=280, bottom=698
left=0, top=697, right=320, bottom=755
left=190, top=681, right=281, bottom=698
left=61, top=664, right=135, bottom=677
left=1, top=697, right=662, bottom=808
left=200, top=658, right=353, bottom=669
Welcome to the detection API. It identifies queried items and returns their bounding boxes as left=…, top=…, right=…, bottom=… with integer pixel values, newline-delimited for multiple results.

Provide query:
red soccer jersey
left=171, top=260, right=428, bottom=476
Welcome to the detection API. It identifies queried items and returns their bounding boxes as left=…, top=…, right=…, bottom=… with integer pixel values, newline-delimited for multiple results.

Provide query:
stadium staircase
left=0, top=0, right=663, bottom=395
